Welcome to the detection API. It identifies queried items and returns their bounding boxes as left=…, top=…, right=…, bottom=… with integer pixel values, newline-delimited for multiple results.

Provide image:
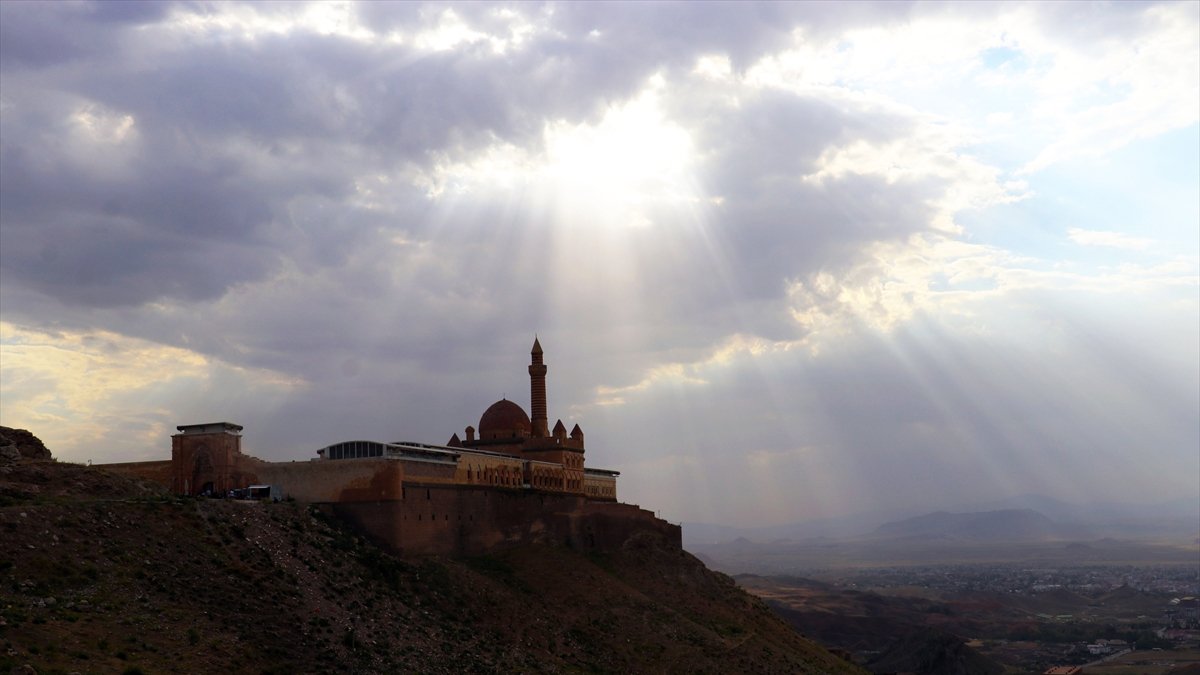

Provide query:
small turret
left=553, top=419, right=567, bottom=441
left=570, top=423, right=584, bottom=446
left=465, top=426, right=475, bottom=442
left=447, top=433, right=462, bottom=448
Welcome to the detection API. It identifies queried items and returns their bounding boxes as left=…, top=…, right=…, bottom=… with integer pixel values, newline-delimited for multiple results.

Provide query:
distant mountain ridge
left=872, top=508, right=1069, bottom=541
left=683, top=492, right=1198, bottom=548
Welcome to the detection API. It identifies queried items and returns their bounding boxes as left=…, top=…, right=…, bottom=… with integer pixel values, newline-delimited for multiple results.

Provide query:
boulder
left=0, top=426, right=53, bottom=461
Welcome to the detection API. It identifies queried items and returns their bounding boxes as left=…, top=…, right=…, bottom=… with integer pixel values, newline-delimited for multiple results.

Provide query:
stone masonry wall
left=328, top=483, right=681, bottom=556
left=94, top=460, right=174, bottom=487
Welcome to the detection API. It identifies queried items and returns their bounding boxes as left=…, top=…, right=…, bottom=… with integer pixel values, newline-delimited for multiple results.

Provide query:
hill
left=0, top=452, right=862, bottom=674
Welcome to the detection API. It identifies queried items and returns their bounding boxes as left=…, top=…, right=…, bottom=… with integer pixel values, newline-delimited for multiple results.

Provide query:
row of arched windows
left=529, top=469, right=565, bottom=489
left=584, top=483, right=615, bottom=498
left=325, top=441, right=385, bottom=460
left=466, top=464, right=522, bottom=487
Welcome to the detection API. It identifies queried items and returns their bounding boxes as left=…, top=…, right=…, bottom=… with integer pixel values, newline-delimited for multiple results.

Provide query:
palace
left=98, top=340, right=678, bottom=555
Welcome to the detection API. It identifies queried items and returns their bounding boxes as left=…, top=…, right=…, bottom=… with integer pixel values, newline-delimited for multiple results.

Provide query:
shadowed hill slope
left=866, top=628, right=1003, bottom=675
left=0, top=454, right=862, bottom=674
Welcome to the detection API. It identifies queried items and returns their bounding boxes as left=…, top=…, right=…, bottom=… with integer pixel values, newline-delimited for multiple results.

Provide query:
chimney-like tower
left=529, top=337, right=549, bottom=437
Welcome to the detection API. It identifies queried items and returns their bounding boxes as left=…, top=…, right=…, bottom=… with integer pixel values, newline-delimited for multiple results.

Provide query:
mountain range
left=870, top=508, right=1067, bottom=541
left=683, top=493, right=1199, bottom=548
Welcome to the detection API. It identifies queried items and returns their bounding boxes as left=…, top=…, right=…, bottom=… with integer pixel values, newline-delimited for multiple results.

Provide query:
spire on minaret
left=529, top=336, right=548, bottom=437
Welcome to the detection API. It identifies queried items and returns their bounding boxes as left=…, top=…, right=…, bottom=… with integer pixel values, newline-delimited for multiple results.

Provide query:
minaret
left=529, top=337, right=549, bottom=437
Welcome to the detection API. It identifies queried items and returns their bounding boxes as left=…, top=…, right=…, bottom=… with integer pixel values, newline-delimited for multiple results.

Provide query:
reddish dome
left=478, top=399, right=530, bottom=440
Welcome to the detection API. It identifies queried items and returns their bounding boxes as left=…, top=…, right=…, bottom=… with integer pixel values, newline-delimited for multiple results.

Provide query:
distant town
left=826, top=563, right=1199, bottom=597
left=741, top=561, right=1200, bottom=673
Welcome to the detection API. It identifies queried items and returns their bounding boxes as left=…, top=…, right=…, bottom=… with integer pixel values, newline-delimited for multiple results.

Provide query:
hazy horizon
left=1, top=1, right=1197, bottom=528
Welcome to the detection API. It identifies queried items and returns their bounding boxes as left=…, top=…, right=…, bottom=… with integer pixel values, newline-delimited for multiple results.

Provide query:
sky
left=1, top=1, right=1197, bottom=527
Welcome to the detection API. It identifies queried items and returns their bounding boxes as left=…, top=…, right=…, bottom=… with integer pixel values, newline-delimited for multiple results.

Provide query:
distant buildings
left=1084, top=638, right=1127, bottom=655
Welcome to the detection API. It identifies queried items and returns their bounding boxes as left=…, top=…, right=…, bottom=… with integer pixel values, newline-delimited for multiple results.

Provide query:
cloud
left=0, top=321, right=303, bottom=463
left=1067, top=228, right=1152, bottom=251
left=1017, top=2, right=1200, bottom=173
left=585, top=290, right=1199, bottom=523
left=0, top=1, right=1195, bottom=524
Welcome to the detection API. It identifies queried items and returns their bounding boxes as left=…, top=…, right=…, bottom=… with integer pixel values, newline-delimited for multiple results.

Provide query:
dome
left=478, top=399, right=531, bottom=440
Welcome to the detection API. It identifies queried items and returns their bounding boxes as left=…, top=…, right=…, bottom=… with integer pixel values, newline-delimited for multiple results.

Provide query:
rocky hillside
left=0, top=442, right=861, bottom=674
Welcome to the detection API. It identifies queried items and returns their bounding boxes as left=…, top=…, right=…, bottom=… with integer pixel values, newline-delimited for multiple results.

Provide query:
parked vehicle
left=247, top=484, right=280, bottom=502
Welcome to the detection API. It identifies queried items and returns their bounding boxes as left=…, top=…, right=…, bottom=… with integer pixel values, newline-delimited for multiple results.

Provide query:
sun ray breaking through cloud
left=0, top=0, right=1195, bottom=527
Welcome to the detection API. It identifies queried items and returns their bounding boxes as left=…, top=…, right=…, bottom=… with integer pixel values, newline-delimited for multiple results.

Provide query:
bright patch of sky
left=960, top=123, right=1200, bottom=271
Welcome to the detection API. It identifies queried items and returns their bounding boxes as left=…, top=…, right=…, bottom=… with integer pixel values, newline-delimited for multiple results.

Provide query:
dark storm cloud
left=0, top=0, right=171, bottom=68
left=0, top=0, right=922, bottom=318
left=0, top=2, right=644, bottom=311
left=0, top=0, right=981, bottom=406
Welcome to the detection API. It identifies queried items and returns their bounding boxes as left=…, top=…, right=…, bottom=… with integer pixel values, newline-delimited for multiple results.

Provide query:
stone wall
left=94, top=460, right=174, bottom=487
left=256, top=458, right=403, bottom=502
left=328, top=483, right=681, bottom=556
left=583, top=472, right=617, bottom=501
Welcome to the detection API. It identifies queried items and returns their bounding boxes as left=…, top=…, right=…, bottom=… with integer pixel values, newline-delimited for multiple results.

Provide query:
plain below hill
left=0, top=432, right=863, bottom=675
left=866, top=628, right=1004, bottom=675
left=738, top=575, right=1007, bottom=673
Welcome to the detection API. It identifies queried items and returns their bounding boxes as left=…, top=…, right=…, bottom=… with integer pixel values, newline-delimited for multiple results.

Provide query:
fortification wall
left=454, top=452, right=527, bottom=489
left=257, top=458, right=401, bottom=502
left=96, top=460, right=174, bottom=487
left=328, top=484, right=681, bottom=556
left=583, top=472, right=617, bottom=501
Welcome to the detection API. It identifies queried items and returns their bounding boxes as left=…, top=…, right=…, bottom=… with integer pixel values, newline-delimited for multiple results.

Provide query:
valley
left=688, top=506, right=1199, bottom=673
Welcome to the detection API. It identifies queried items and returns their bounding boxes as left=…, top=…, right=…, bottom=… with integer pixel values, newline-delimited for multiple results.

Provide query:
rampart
left=95, top=460, right=174, bottom=487
left=326, top=483, right=681, bottom=556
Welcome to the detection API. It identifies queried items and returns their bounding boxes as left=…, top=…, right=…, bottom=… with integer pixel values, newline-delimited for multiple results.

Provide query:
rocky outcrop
left=0, top=427, right=52, bottom=462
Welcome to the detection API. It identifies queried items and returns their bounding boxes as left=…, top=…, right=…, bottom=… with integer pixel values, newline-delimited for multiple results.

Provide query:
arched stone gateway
left=192, top=446, right=215, bottom=496
left=168, top=422, right=246, bottom=496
